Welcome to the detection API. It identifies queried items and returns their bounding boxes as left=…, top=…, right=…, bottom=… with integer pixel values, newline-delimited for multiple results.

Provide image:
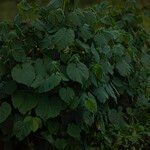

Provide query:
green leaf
left=116, top=60, right=131, bottom=76
left=83, top=111, right=94, bottom=126
left=47, top=9, right=64, bottom=26
left=46, top=120, right=60, bottom=135
left=84, top=93, right=97, bottom=113
left=91, top=64, right=102, bottom=80
left=67, top=62, right=89, bottom=84
left=59, top=87, right=75, bottom=104
left=79, top=24, right=92, bottom=41
left=12, top=49, right=26, bottom=62
left=91, top=44, right=100, bottom=63
left=13, top=120, right=31, bottom=140
left=108, top=109, right=127, bottom=128
left=41, top=132, right=54, bottom=144
left=41, top=35, right=53, bottom=49
left=38, top=72, right=62, bottom=93
left=24, top=116, right=42, bottom=132
left=104, top=84, right=117, bottom=100
left=34, top=59, right=47, bottom=78
left=52, top=28, right=75, bottom=50
left=55, top=139, right=67, bottom=150
left=94, top=87, right=108, bottom=103
left=0, top=102, right=11, bottom=124
left=59, top=87, right=79, bottom=109
left=36, top=96, right=64, bottom=120
left=11, top=62, right=35, bottom=86
left=67, top=123, right=81, bottom=139
left=67, top=10, right=83, bottom=27
left=113, top=44, right=124, bottom=56
left=12, top=92, right=38, bottom=114
left=85, top=99, right=97, bottom=113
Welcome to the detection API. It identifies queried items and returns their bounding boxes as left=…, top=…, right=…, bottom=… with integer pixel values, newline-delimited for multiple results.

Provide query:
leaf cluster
left=0, top=0, right=149, bottom=149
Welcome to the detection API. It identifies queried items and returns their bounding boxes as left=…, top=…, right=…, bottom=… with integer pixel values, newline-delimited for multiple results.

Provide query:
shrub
left=0, top=0, right=149, bottom=149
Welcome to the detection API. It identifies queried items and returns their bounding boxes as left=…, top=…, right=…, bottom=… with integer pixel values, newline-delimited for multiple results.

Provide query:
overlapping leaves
left=0, top=0, right=149, bottom=149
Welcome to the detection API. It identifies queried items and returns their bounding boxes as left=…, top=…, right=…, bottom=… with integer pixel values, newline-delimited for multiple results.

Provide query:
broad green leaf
left=17, top=0, right=40, bottom=21
left=41, top=35, right=53, bottom=49
left=0, top=102, right=11, bottom=124
left=67, top=62, right=89, bottom=84
left=11, top=62, right=35, bottom=86
left=67, top=123, right=81, bottom=139
left=52, top=28, right=75, bottom=50
left=91, top=64, right=102, bottom=80
left=34, top=59, right=47, bottom=77
left=38, top=73, right=62, bottom=93
left=91, top=44, right=100, bottom=63
left=59, top=87, right=75, bottom=104
left=79, top=24, right=92, bottom=41
left=59, top=87, right=79, bottom=109
left=12, top=49, right=26, bottom=62
left=55, top=139, right=67, bottom=150
left=41, top=132, right=54, bottom=144
left=67, top=10, right=83, bottom=27
left=104, top=84, right=117, bottom=100
left=116, top=60, right=131, bottom=76
left=84, top=93, right=97, bottom=113
left=12, top=92, right=38, bottom=114
left=85, top=98, right=97, bottom=113
left=36, top=96, right=64, bottom=120
left=102, top=61, right=114, bottom=75
left=83, top=111, right=94, bottom=126
left=24, top=116, right=42, bottom=132
left=47, top=9, right=64, bottom=25
left=112, top=44, right=124, bottom=56
left=84, top=10, right=97, bottom=26
left=108, top=109, right=127, bottom=128
left=13, top=120, right=31, bottom=140
left=94, top=32, right=108, bottom=48
left=94, top=87, right=108, bottom=103
left=46, top=120, right=60, bottom=135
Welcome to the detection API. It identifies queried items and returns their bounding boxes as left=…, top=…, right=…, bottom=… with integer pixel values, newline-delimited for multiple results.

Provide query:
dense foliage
left=0, top=0, right=149, bottom=149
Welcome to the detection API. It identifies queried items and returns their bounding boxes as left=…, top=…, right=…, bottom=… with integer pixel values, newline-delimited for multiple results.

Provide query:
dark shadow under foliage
left=0, top=0, right=150, bottom=149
